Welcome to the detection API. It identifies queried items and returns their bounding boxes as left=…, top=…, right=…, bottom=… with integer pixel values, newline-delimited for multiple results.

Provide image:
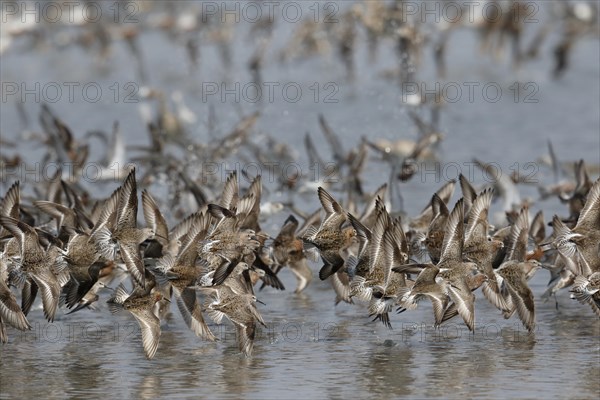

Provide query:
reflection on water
left=1, top=250, right=599, bottom=399
left=359, top=343, right=414, bottom=397
left=0, top=281, right=598, bottom=398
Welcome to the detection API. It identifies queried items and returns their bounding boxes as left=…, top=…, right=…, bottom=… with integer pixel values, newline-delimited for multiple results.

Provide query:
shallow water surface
left=1, top=273, right=599, bottom=399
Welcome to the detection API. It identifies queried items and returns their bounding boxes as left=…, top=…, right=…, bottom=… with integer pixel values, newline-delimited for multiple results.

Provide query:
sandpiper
left=200, top=268, right=266, bottom=356
left=436, top=199, right=479, bottom=332
left=367, top=218, right=410, bottom=328
left=569, top=272, right=600, bottom=317
left=303, top=187, right=356, bottom=281
left=496, top=207, right=542, bottom=333
left=107, top=273, right=167, bottom=359
left=0, top=181, right=21, bottom=240
left=395, top=263, right=448, bottom=327
left=347, top=198, right=390, bottom=302
left=0, top=255, right=31, bottom=342
left=92, top=169, right=154, bottom=288
left=424, top=193, right=450, bottom=264
left=154, top=211, right=216, bottom=341
left=0, top=216, right=62, bottom=322
left=266, top=215, right=312, bottom=294
left=461, top=188, right=508, bottom=311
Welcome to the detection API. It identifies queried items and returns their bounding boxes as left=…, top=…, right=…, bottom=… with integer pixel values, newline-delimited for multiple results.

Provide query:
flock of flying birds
left=1, top=1, right=599, bottom=360
left=2, top=1, right=598, bottom=81
left=0, top=137, right=599, bottom=358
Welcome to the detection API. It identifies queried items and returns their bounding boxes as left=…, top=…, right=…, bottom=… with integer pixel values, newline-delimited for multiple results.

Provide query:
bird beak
left=98, top=282, right=115, bottom=291
left=256, top=299, right=266, bottom=305
left=539, top=242, right=553, bottom=252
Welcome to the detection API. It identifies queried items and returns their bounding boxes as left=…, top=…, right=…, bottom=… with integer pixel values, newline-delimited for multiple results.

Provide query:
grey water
left=1, top=1, right=599, bottom=399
